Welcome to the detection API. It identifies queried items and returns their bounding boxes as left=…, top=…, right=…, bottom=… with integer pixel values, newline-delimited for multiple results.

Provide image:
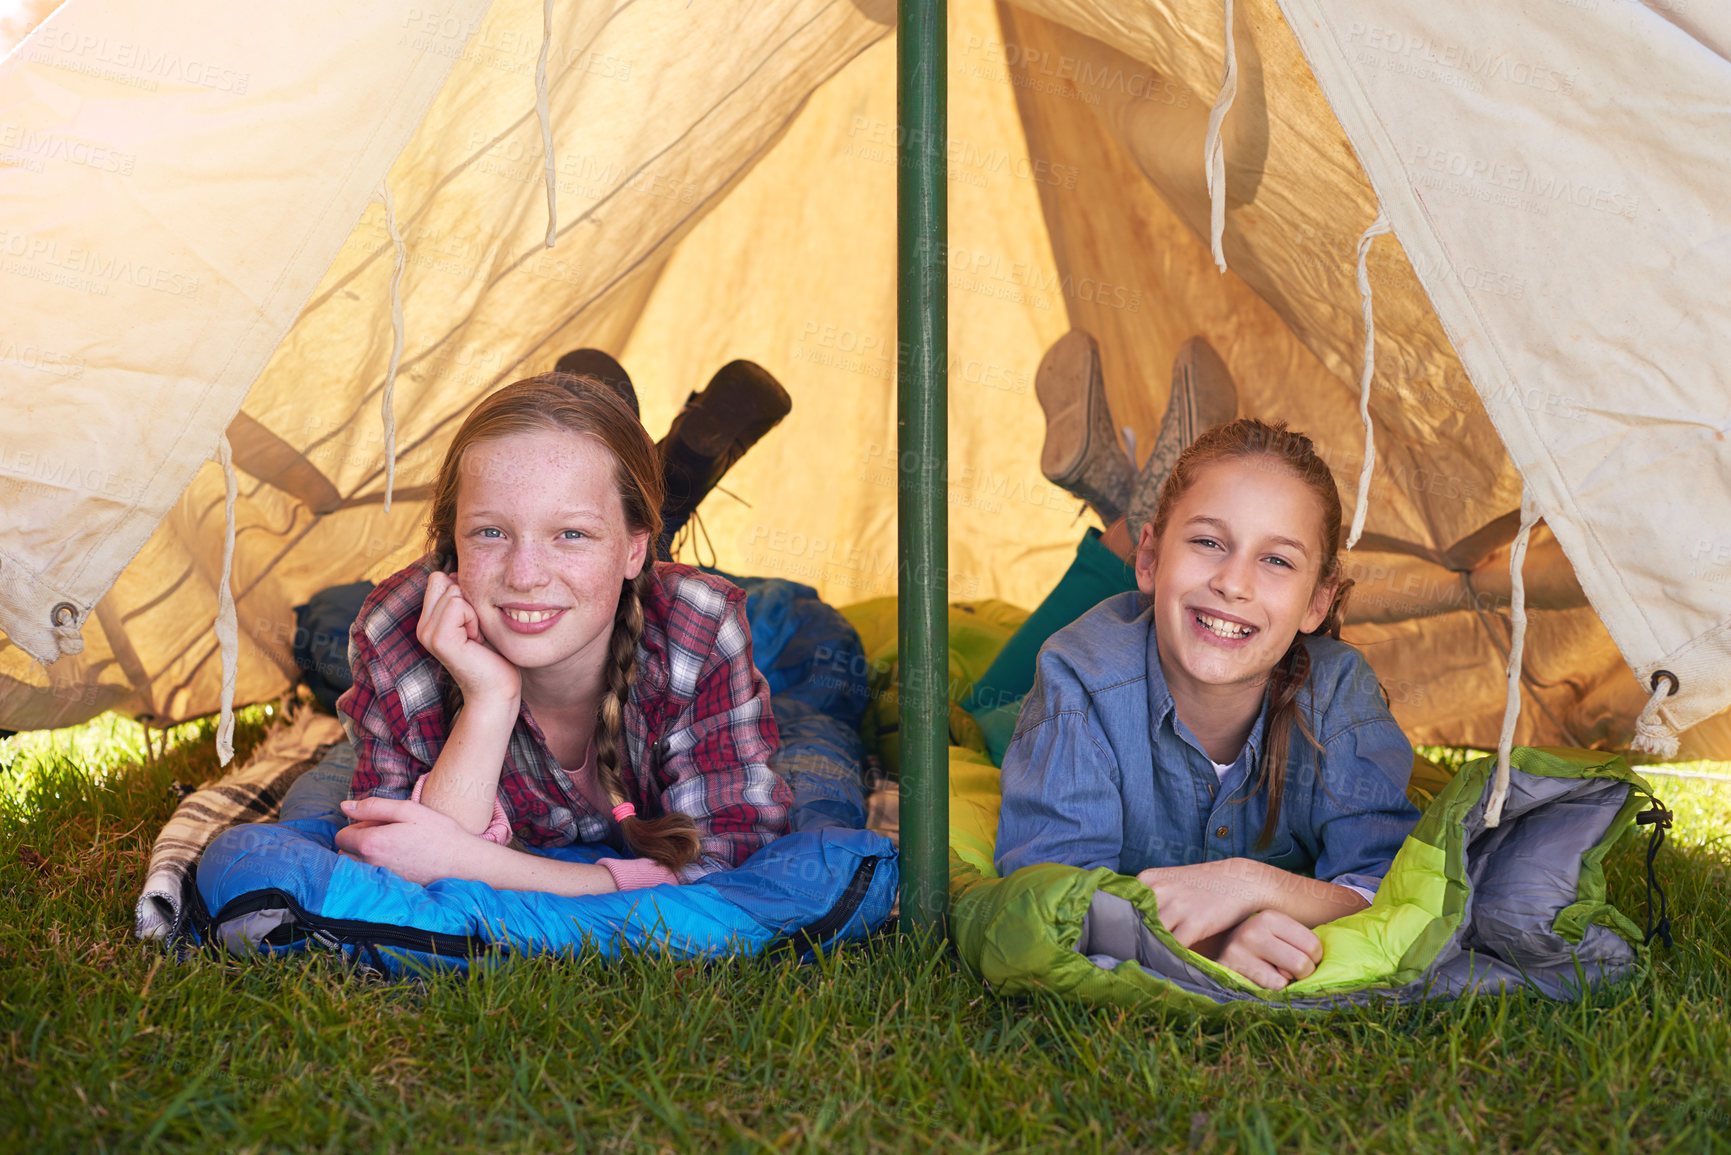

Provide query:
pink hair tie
left=611, top=802, right=637, bottom=822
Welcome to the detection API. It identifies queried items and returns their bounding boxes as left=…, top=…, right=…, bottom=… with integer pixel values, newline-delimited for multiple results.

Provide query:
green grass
left=2, top=713, right=1729, bottom=1153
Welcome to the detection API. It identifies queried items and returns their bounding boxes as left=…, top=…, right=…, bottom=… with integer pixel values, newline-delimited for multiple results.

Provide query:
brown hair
left=425, top=371, right=701, bottom=871
left=1146, top=417, right=1356, bottom=848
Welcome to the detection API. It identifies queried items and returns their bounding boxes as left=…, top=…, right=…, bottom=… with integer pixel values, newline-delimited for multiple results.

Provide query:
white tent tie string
left=1486, top=486, right=1541, bottom=828
left=1345, top=208, right=1391, bottom=550
left=536, top=0, right=557, bottom=248
left=1631, top=677, right=1681, bottom=759
left=377, top=181, right=406, bottom=512
left=214, top=433, right=240, bottom=766
left=1203, top=0, right=1238, bottom=274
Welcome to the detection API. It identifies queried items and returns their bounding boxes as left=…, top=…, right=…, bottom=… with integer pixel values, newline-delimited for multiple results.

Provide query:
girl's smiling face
left=453, top=428, right=650, bottom=681
left=1135, top=456, right=1337, bottom=699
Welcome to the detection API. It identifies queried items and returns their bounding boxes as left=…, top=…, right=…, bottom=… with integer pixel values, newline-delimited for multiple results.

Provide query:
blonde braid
left=596, top=569, right=702, bottom=869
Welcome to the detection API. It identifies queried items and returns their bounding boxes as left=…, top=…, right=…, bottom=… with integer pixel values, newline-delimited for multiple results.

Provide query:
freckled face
left=453, top=429, right=649, bottom=680
left=1135, top=457, right=1336, bottom=700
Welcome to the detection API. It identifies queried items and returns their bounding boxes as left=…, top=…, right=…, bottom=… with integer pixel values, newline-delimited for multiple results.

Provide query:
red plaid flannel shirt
left=337, top=555, right=789, bottom=882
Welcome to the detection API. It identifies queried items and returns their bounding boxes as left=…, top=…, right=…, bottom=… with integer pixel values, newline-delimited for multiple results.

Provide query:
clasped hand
left=1136, top=860, right=1323, bottom=990
left=335, top=796, right=493, bottom=886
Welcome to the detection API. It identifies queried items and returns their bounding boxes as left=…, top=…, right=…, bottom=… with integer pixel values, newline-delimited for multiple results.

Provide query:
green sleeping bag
left=950, top=746, right=1658, bottom=1013
left=839, top=597, right=1663, bottom=1013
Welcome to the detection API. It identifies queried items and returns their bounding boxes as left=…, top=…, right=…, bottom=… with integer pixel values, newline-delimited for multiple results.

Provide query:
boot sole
left=1036, top=329, right=1108, bottom=485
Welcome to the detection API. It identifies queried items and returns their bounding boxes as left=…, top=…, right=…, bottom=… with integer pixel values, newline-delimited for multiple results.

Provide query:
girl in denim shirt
left=994, top=413, right=1420, bottom=990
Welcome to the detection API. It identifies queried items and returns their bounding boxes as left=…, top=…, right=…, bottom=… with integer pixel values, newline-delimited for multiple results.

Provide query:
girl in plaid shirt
left=334, top=374, right=790, bottom=893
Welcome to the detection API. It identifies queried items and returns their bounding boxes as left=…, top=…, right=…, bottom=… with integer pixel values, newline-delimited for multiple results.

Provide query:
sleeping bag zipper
left=188, top=865, right=500, bottom=959
left=771, top=854, right=883, bottom=959
left=191, top=853, right=888, bottom=965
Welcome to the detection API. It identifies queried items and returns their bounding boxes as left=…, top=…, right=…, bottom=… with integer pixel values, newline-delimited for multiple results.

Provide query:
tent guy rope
left=1486, top=486, right=1541, bottom=827
left=377, top=181, right=407, bottom=513
left=535, top=0, right=558, bottom=248
left=214, top=433, right=239, bottom=766
left=1203, top=0, right=1237, bottom=274
left=1345, top=209, right=1390, bottom=551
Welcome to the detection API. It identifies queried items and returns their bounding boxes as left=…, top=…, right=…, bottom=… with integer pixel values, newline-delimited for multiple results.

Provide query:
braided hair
left=425, top=370, right=700, bottom=870
left=1145, top=418, right=1358, bottom=848
left=594, top=565, right=702, bottom=868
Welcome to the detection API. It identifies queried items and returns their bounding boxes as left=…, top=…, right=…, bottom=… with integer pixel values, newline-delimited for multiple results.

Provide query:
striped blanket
left=135, top=710, right=346, bottom=941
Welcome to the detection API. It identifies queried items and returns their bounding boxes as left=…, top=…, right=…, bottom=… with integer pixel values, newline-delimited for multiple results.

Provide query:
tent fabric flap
left=0, top=0, right=494, bottom=664
left=0, top=0, right=895, bottom=730
left=987, top=0, right=1730, bottom=754
left=1270, top=0, right=1731, bottom=743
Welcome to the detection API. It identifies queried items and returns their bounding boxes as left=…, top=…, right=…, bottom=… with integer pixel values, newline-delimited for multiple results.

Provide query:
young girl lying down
left=995, top=418, right=1420, bottom=990
left=333, top=373, right=791, bottom=893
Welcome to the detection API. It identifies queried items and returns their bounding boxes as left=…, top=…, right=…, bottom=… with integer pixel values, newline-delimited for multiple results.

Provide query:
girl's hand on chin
left=418, top=569, right=521, bottom=707
left=335, top=797, right=491, bottom=885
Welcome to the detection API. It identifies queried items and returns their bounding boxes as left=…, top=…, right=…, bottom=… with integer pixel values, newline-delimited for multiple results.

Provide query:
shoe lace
left=709, top=483, right=750, bottom=509
left=670, top=508, right=719, bottom=570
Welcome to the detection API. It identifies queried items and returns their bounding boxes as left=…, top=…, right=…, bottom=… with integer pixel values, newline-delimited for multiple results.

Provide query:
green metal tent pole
left=896, top=0, right=948, bottom=934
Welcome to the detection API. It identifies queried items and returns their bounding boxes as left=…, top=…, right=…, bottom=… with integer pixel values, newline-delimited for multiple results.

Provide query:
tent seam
left=287, top=0, right=849, bottom=468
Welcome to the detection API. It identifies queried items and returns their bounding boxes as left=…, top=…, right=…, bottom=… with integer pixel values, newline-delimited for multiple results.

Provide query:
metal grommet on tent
left=1631, top=667, right=1682, bottom=760
left=51, top=602, right=77, bottom=627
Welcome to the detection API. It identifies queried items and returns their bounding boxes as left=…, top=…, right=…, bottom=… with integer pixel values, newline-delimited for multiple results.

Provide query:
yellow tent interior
left=0, top=0, right=1726, bottom=760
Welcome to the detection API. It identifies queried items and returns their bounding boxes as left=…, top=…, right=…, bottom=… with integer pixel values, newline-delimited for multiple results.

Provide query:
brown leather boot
left=658, top=360, right=792, bottom=558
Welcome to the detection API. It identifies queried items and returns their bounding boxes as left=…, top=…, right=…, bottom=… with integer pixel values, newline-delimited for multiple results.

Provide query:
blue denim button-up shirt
left=995, top=592, right=1420, bottom=895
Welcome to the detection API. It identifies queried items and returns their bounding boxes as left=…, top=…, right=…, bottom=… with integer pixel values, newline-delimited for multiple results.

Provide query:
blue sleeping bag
left=193, top=754, right=897, bottom=974
left=729, top=572, right=875, bottom=833
left=193, top=573, right=895, bottom=974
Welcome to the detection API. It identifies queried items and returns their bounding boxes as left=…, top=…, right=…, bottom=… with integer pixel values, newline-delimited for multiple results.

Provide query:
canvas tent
left=2, top=0, right=1728, bottom=772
